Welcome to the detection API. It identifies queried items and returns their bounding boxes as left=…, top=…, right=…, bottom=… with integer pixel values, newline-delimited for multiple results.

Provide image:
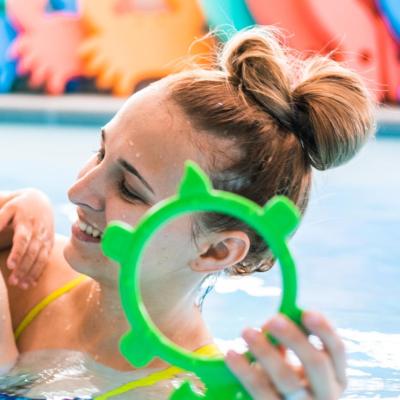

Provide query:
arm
left=0, top=268, right=18, bottom=374
left=0, top=189, right=55, bottom=289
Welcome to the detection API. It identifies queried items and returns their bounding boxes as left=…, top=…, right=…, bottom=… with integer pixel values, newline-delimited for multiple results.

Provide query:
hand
left=7, top=0, right=84, bottom=94
left=226, top=311, right=347, bottom=400
left=0, top=189, right=54, bottom=289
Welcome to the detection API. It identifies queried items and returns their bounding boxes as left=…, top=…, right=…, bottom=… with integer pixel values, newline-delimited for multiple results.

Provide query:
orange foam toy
left=246, top=0, right=384, bottom=101
left=7, top=0, right=84, bottom=95
left=79, top=0, right=212, bottom=96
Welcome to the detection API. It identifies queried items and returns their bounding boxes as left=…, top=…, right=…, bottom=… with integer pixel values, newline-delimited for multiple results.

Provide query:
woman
left=0, top=28, right=374, bottom=399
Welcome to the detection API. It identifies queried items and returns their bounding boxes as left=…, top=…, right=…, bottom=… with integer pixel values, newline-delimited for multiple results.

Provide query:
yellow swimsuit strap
left=13, top=276, right=221, bottom=399
left=14, top=275, right=89, bottom=340
left=95, top=343, right=222, bottom=400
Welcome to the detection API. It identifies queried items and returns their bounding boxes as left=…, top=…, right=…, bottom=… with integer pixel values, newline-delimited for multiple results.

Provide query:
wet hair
left=167, top=27, right=375, bottom=275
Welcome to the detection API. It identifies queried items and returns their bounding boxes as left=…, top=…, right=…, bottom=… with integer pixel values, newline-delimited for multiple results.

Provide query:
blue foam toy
left=377, top=0, right=400, bottom=42
left=49, top=0, right=77, bottom=12
left=0, top=6, right=17, bottom=93
left=199, top=0, right=255, bottom=40
left=0, top=0, right=77, bottom=94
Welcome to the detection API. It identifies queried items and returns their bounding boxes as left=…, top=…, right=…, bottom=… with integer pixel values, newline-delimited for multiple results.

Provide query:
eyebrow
left=101, top=128, right=155, bottom=195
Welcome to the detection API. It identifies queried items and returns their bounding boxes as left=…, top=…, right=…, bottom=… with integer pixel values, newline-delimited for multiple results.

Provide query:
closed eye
left=119, top=180, right=145, bottom=204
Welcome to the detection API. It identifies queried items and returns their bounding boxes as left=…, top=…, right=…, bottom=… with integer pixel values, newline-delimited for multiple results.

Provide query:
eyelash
left=118, top=180, right=143, bottom=203
left=95, top=148, right=105, bottom=163
left=94, top=147, right=144, bottom=204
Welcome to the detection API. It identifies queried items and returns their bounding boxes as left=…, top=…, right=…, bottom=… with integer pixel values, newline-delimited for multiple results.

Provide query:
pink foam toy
left=246, top=0, right=384, bottom=100
left=375, top=15, right=400, bottom=102
left=355, top=0, right=400, bottom=101
left=7, top=0, right=84, bottom=95
left=245, top=0, right=324, bottom=53
left=79, top=0, right=212, bottom=96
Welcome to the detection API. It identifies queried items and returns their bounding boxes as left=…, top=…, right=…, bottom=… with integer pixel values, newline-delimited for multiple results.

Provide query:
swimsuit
left=13, top=276, right=220, bottom=399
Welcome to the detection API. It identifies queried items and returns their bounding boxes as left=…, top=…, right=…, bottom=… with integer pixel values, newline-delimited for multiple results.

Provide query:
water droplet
left=136, top=152, right=141, bottom=158
left=86, top=293, right=93, bottom=302
left=128, top=140, right=134, bottom=146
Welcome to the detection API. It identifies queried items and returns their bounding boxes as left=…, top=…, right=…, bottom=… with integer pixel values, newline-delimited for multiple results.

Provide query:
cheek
left=140, top=217, right=197, bottom=270
left=106, top=200, right=149, bottom=228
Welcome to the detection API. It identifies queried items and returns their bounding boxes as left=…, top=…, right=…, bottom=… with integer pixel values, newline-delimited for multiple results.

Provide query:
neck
left=78, top=278, right=212, bottom=370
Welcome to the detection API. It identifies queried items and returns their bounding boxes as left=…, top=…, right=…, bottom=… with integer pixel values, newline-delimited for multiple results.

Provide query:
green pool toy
left=101, top=161, right=303, bottom=400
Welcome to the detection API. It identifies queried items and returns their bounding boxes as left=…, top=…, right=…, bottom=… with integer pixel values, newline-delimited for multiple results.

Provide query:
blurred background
left=0, top=0, right=399, bottom=102
left=0, top=0, right=399, bottom=398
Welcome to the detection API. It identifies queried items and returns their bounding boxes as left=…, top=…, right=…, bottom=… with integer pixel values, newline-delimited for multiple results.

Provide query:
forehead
left=103, top=83, right=206, bottom=199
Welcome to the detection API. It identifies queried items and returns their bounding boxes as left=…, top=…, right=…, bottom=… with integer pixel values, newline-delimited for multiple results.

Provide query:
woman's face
left=64, top=82, right=214, bottom=290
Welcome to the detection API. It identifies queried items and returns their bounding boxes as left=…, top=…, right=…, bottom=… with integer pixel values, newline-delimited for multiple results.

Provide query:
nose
left=68, top=159, right=105, bottom=212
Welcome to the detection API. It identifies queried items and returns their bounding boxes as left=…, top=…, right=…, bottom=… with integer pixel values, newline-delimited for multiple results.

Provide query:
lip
left=71, top=222, right=101, bottom=243
left=72, top=211, right=103, bottom=244
left=77, top=211, right=103, bottom=232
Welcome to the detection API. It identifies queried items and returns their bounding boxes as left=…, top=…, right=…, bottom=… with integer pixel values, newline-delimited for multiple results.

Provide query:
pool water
left=0, top=123, right=399, bottom=399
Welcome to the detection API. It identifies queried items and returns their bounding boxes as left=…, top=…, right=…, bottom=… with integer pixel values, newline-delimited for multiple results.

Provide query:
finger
left=7, top=224, right=31, bottom=272
left=20, top=246, right=49, bottom=288
left=267, top=314, right=336, bottom=399
left=242, top=328, right=307, bottom=396
left=9, top=236, right=40, bottom=287
left=225, top=350, right=279, bottom=400
left=0, top=204, right=14, bottom=232
left=303, top=311, right=347, bottom=389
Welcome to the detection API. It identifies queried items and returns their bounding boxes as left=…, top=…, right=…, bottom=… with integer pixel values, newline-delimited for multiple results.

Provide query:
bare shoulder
left=1, top=235, right=81, bottom=330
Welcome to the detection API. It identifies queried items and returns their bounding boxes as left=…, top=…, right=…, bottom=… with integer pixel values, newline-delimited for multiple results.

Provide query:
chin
left=63, top=237, right=118, bottom=284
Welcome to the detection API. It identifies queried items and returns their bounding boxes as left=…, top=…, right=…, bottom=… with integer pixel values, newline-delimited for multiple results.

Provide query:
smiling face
left=63, top=80, right=251, bottom=319
left=64, top=82, right=210, bottom=287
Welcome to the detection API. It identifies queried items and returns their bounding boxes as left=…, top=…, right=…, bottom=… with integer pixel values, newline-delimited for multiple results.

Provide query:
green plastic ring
left=101, top=161, right=303, bottom=399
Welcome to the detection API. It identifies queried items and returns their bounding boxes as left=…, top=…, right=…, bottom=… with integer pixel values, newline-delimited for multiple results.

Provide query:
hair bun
left=221, top=28, right=375, bottom=171
left=291, top=57, right=375, bottom=170
left=220, top=28, right=294, bottom=131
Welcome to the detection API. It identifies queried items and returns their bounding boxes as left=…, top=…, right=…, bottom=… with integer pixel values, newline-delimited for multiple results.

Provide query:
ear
left=190, top=231, right=250, bottom=273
